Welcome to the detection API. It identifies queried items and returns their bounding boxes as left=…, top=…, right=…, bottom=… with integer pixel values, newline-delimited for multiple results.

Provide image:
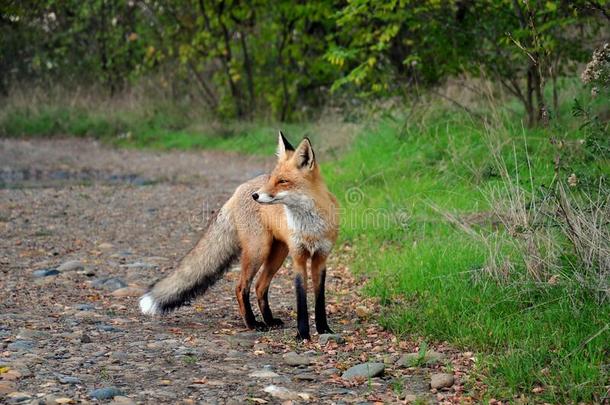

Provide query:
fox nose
left=252, top=193, right=259, bottom=201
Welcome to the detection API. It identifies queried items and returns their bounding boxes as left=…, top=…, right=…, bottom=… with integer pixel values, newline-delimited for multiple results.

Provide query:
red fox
left=139, top=133, right=339, bottom=340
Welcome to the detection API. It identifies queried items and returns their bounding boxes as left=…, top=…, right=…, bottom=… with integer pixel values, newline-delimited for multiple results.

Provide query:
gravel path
left=0, top=138, right=473, bottom=404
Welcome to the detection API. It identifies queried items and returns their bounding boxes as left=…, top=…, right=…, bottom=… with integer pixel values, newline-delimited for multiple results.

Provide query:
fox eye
left=277, top=179, right=289, bottom=184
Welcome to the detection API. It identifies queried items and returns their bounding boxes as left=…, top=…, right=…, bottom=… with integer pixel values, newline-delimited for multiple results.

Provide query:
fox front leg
left=311, top=252, right=334, bottom=334
left=292, top=254, right=311, bottom=341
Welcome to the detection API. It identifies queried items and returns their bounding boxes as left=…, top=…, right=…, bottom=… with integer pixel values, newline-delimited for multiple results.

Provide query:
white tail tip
left=139, top=293, right=160, bottom=315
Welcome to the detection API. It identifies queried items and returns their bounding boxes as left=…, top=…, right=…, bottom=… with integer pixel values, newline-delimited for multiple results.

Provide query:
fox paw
left=295, top=332, right=311, bottom=342
left=252, top=321, right=270, bottom=331
left=265, top=318, right=284, bottom=329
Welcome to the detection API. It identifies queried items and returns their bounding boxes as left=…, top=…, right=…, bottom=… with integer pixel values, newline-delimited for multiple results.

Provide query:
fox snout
left=252, top=191, right=276, bottom=204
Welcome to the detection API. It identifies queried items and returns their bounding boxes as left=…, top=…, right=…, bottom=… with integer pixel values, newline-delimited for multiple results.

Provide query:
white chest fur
left=284, top=205, right=332, bottom=255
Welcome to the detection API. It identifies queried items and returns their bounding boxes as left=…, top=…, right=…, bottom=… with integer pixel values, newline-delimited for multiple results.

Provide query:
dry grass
left=556, top=181, right=610, bottom=304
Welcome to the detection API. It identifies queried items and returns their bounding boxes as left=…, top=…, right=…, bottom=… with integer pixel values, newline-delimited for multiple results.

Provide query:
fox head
left=252, top=132, right=320, bottom=208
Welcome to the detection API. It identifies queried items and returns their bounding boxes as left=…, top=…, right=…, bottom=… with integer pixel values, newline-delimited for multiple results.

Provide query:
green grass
left=0, top=104, right=314, bottom=155
left=324, top=103, right=609, bottom=402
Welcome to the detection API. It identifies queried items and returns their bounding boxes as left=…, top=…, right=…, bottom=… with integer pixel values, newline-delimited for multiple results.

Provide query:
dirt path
left=0, top=139, right=472, bottom=404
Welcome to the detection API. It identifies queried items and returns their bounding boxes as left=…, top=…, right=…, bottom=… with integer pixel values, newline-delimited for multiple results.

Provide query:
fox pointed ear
left=277, top=131, right=294, bottom=159
left=293, top=137, right=315, bottom=170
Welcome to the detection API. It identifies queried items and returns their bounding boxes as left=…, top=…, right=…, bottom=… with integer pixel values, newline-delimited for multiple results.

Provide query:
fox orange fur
left=139, top=132, right=339, bottom=340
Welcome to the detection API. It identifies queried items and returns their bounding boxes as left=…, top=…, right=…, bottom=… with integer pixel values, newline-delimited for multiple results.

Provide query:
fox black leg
left=259, top=289, right=284, bottom=328
left=236, top=255, right=266, bottom=331
left=314, top=268, right=334, bottom=334
left=294, top=273, right=310, bottom=340
left=255, top=241, right=288, bottom=330
left=238, top=283, right=266, bottom=330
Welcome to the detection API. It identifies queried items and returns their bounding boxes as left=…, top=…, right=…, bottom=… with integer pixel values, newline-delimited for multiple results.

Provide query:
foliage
left=327, top=0, right=607, bottom=126
left=2, top=0, right=608, bottom=122
left=323, top=94, right=609, bottom=401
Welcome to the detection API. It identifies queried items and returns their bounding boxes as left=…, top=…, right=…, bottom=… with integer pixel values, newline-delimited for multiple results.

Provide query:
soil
left=0, top=138, right=474, bottom=404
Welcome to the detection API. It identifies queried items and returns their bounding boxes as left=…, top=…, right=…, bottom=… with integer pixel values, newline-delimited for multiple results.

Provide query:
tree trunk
left=239, top=31, right=255, bottom=119
left=526, top=67, right=536, bottom=127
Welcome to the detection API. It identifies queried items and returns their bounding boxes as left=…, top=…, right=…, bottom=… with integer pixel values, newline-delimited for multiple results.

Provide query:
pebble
left=57, top=260, right=84, bottom=272
left=294, top=372, right=317, bottom=381
left=16, top=328, right=47, bottom=340
left=74, top=304, right=95, bottom=311
left=51, top=397, right=75, bottom=405
left=282, top=351, right=311, bottom=366
left=0, top=381, right=17, bottom=394
left=121, top=262, right=157, bottom=270
left=57, top=374, right=81, bottom=385
left=90, top=386, right=124, bottom=400
left=430, top=373, right=454, bottom=389
left=2, top=370, right=22, bottom=380
left=355, top=305, right=371, bottom=318
left=97, top=323, right=120, bottom=332
left=321, top=367, right=340, bottom=376
left=403, top=394, right=421, bottom=402
left=342, top=362, right=385, bottom=379
left=396, top=350, right=446, bottom=367
left=33, top=268, right=59, bottom=277
left=111, top=286, right=147, bottom=297
left=263, top=385, right=300, bottom=401
left=319, top=333, right=345, bottom=345
left=228, top=332, right=258, bottom=348
left=6, top=391, right=32, bottom=404
left=92, top=277, right=127, bottom=291
left=248, top=369, right=280, bottom=378
left=98, top=242, right=114, bottom=250
left=109, top=396, right=136, bottom=405
left=7, top=340, right=35, bottom=352
left=80, top=333, right=93, bottom=343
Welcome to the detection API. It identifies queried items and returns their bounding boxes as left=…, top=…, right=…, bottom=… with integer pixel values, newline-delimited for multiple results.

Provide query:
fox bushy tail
left=139, top=207, right=239, bottom=315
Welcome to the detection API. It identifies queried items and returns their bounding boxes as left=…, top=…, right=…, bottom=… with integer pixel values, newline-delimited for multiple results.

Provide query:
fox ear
left=293, top=138, right=315, bottom=170
left=277, top=131, right=294, bottom=159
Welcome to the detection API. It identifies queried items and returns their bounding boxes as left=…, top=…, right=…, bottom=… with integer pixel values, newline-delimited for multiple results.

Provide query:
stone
left=397, top=350, right=446, bottom=367
left=0, top=381, right=17, bottom=395
left=1, top=370, right=22, bottom=380
left=53, top=398, right=75, bottom=405
left=74, top=304, right=95, bottom=311
left=7, top=341, right=35, bottom=352
left=403, top=394, right=422, bottom=403
left=6, top=391, right=32, bottom=404
left=98, top=243, right=114, bottom=250
left=293, top=373, right=317, bottom=381
left=33, top=268, right=59, bottom=277
left=109, top=396, right=136, bottom=405
left=321, top=367, right=340, bottom=376
left=282, top=352, right=311, bottom=367
left=121, top=262, right=157, bottom=270
left=57, top=260, right=84, bottom=272
left=80, top=333, right=92, bottom=343
left=57, top=374, right=81, bottom=385
left=319, top=333, right=345, bottom=345
left=355, top=305, right=371, bottom=318
left=97, top=324, right=120, bottom=332
left=248, top=369, right=280, bottom=378
left=341, top=362, right=385, bottom=379
left=430, top=373, right=454, bottom=389
left=263, top=385, right=300, bottom=401
left=111, top=286, right=147, bottom=297
left=90, top=387, right=123, bottom=400
left=16, top=328, right=48, bottom=340
left=92, top=277, right=127, bottom=291
left=228, top=332, right=259, bottom=348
